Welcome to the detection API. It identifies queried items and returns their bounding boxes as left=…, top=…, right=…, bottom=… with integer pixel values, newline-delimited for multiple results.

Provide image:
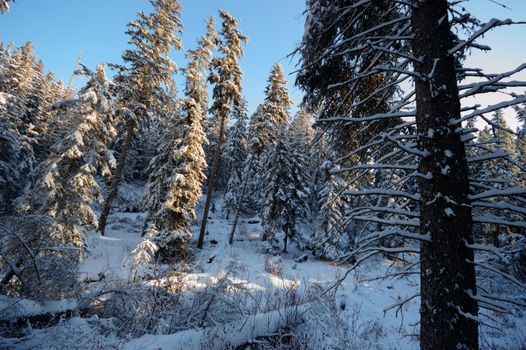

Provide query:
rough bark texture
left=97, top=120, right=135, bottom=235
left=197, top=116, right=226, bottom=249
left=412, top=1, right=479, bottom=349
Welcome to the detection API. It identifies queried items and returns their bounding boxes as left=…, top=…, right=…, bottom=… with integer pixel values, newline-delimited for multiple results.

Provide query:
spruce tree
left=143, top=18, right=215, bottom=260
left=18, top=64, right=116, bottom=247
left=222, top=98, right=248, bottom=219
left=261, top=127, right=310, bottom=252
left=198, top=10, right=247, bottom=249
left=98, top=0, right=182, bottom=235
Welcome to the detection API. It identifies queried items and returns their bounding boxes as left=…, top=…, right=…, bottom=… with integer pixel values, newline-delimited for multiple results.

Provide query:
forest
left=1, top=0, right=526, bottom=349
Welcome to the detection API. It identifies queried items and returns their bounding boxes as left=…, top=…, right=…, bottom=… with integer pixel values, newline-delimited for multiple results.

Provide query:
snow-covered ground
left=1, top=196, right=525, bottom=349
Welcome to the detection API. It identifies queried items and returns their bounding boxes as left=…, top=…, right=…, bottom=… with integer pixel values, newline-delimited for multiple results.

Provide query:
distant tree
left=143, top=18, right=215, bottom=261
left=198, top=10, right=247, bottom=249
left=222, top=98, right=248, bottom=219
left=98, top=0, right=182, bottom=235
left=252, top=64, right=293, bottom=213
left=261, top=127, right=310, bottom=252
left=228, top=65, right=292, bottom=244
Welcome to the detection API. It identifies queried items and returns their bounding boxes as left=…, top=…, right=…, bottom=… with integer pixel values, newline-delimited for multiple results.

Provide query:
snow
left=2, top=194, right=525, bottom=349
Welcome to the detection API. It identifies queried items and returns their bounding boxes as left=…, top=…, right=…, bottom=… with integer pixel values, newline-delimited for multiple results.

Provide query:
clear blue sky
left=0, top=0, right=525, bottom=121
left=0, top=0, right=305, bottom=116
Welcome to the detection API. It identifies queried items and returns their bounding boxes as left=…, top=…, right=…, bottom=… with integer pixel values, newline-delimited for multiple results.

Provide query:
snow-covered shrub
left=0, top=215, right=80, bottom=301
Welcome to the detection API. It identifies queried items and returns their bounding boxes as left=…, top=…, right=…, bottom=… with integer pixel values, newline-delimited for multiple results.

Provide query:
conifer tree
left=229, top=66, right=293, bottom=244
left=0, top=42, right=63, bottom=212
left=143, top=18, right=215, bottom=260
left=222, top=98, right=248, bottom=219
left=198, top=10, right=247, bottom=249
left=98, top=0, right=182, bottom=235
left=244, top=64, right=293, bottom=215
left=261, top=127, right=310, bottom=252
left=311, top=162, right=349, bottom=259
left=18, top=64, right=116, bottom=246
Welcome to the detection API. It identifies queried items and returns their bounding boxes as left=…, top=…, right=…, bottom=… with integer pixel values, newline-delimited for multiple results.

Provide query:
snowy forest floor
left=1, top=192, right=526, bottom=349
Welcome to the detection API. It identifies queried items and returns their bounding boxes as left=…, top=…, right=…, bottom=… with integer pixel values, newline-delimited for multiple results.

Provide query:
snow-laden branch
left=449, top=18, right=513, bottom=54
left=469, top=187, right=526, bottom=200
left=472, top=215, right=526, bottom=229
left=345, top=189, right=421, bottom=202
left=452, top=94, right=526, bottom=126
left=471, top=200, right=526, bottom=216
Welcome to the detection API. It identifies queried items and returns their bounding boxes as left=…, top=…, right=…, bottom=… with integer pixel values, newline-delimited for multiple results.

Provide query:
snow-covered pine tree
left=143, top=17, right=215, bottom=261
left=228, top=66, right=293, bottom=244
left=18, top=64, right=116, bottom=247
left=242, top=104, right=271, bottom=212
left=515, top=102, right=526, bottom=186
left=222, top=98, right=248, bottom=219
left=98, top=0, right=182, bottom=235
left=469, top=111, right=523, bottom=243
left=0, top=42, right=53, bottom=212
left=295, top=1, right=526, bottom=348
left=261, top=127, right=310, bottom=252
left=227, top=104, right=272, bottom=244
left=264, top=64, right=291, bottom=129
left=0, top=91, right=34, bottom=212
left=250, top=64, right=293, bottom=214
left=198, top=10, right=247, bottom=249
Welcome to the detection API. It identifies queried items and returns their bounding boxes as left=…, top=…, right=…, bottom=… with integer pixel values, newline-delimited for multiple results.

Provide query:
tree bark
left=198, top=116, right=227, bottom=249
left=228, top=153, right=256, bottom=245
left=97, top=120, right=135, bottom=235
left=412, top=1, right=478, bottom=349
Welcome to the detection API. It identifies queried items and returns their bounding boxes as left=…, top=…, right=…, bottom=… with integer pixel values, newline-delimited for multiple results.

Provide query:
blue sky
left=0, top=0, right=525, bottom=121
left=0, top=0, right=305, bottom=116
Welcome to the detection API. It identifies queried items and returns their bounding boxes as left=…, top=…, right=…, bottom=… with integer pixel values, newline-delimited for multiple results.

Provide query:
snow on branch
left=345, top=189, right=421, bottom=202
left=449, top=18, right=514, bottom=55
left=468, top=187, right=526, bottom=201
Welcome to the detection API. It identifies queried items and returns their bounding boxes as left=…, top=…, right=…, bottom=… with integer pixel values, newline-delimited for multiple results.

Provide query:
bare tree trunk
left=97, top=121, right=135, bottom=236
left=198, top=117, right=227, bottom=249
left=412, top=1, right=478, bottom=349
left=228, top=153, right=256, bottom=245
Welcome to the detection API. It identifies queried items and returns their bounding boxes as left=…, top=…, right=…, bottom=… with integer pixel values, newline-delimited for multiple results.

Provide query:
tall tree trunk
left=197, top=116, right=227, bottom=249
left=228, top=153, right=257, bottom=245
left=412, top=1, right=478, bottom=349
left=97, top=120, right=135, bottom=235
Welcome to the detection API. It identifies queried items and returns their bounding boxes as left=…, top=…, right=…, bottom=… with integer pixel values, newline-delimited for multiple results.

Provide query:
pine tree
left=18, top=64, right=116, bottom=247
left=261, top=127, right=310, bottom=252
left=515, top=102, right=526, bottom=186
left=293, top=1, right=526, bottom=347
left=245, top=64, right=293, bottom=214
left=222, top=98, right=248, bottom=219
left=98, top=0, right=182, bottom=235
left=0, top=91, right=34, bottom=212
left=143, top=18, right=215, bottom=260
left=311, top=162, right=349, bottom=259
left=198, top=10, right=247, bottom=249
left=0, top=42, right=56, bottom=212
